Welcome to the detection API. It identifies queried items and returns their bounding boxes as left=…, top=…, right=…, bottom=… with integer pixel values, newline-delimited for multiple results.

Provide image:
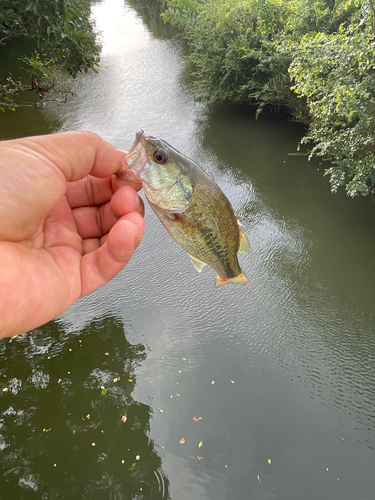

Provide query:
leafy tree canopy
left=0, top=0, right=100, bottom=111
left=160, top=0, right=375, bottom=197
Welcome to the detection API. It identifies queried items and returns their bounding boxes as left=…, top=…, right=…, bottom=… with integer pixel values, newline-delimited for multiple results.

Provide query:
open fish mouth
left=116, top=130, right=148, bottom=182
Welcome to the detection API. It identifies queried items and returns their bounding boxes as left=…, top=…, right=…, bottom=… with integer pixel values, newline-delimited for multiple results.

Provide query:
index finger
left=66, top=174, right=143, bottom=209
left=16, top=130, right=127, bottom=182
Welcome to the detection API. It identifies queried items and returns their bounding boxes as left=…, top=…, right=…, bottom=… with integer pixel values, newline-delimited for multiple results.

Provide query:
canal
left=1, top=1, right=375, bottom=498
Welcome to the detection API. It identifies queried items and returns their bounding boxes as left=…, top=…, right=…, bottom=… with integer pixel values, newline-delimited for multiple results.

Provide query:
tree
left=160, top=0, right=375, bottom=197
left=0, top=0, right=100, bottom=111
left=289, top=25, right=375, bottom=197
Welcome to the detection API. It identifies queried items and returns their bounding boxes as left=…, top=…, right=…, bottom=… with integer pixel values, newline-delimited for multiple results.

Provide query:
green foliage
left=161, top=0, right=199, bottom=27
left=0, top=0, right=100, bottom=110
left=162, top=0, right=293, bottom=105
left=160, top=0, right=375, bottom=197
left=289, top=26, right=375, bottom=196
left=161, top=0, right=362, bottom=106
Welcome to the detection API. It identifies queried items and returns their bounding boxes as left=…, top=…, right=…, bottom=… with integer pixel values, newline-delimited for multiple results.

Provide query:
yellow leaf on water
left=121, top=415, right=127, bottom=423
left=158, top=408, right=164, bottom=413
left=268, top=459, right=271, bottom=464
left=257, top=475, right=261, bottom=484
left=198, top=441, right=203, bottom=448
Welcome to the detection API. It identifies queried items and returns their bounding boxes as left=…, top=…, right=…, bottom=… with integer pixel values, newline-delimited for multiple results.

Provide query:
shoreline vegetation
left=1, top=0, right=375, bottom=198
left=159, top=0, right=375, bottom=198
left=0, top=1, right=99, bottom=111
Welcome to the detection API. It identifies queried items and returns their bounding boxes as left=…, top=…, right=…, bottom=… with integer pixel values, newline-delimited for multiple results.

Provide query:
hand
left=0, top=131, right=145, bottom=337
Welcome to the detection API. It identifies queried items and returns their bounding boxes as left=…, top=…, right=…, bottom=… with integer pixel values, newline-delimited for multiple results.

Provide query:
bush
left=289, top=25, right=375, bottom=197
left=160, top=0, right=375, bottom=197
left=0, top=0, right=100, bottom=110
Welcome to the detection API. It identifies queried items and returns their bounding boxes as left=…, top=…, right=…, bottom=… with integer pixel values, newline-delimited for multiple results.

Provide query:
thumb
left=80, top=212, right=145, bottom=297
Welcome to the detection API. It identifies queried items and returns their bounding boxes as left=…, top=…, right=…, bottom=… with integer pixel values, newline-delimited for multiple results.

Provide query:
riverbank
left=159, top=0, right=375, bottom=199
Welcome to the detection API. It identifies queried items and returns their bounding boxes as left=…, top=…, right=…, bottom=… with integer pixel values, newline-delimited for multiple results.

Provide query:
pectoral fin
left=188, top=254, right=206, bottom=273
left=239, top=229, right=250, bottom=253
left=166, top=212, right=191, bottom=226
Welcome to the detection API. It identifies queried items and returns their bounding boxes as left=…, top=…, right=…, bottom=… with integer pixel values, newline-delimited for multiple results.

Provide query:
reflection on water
left=0, top=317, right=169, bottom=499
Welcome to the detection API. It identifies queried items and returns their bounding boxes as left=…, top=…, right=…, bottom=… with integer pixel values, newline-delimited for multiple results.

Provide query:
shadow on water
left=126, top=0, right=177, bottom=39
left=0, top=37, right=62, bottom=139
left=0, top=317, right=170, bottom=499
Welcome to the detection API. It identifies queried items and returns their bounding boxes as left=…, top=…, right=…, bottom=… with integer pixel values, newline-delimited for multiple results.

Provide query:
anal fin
left=188, top=254, right=206, bottom=273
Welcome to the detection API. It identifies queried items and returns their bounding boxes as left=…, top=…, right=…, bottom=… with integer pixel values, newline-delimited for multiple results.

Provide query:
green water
left=1, top=1, right=375, bottom=499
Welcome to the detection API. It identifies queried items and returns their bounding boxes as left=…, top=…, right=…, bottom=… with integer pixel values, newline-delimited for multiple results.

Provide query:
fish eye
left=152, top=149, right=168, bottom=164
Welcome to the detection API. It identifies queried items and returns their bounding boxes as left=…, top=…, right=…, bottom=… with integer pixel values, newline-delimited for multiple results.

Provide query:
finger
left=17, top=131, right=128, bottom=182
left=80, top=212, right=145, bottom=297
left=66, top=176, right=144, bottom=209
left=82, top=233, right=110, bottom=255
left=72, top=186, right=144, bottom=239
left=111, top=185, right=145, bottom=219
left=112, top=174, right=143, bottom=193
left=66, top=176, right=114, bottom=208
left=72, top=202, right=117, bottom=240
left=82, top=238, right=100, bottom=254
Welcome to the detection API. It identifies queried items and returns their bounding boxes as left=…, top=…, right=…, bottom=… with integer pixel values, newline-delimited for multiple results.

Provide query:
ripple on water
left=153, top=467, right=170, bottom=499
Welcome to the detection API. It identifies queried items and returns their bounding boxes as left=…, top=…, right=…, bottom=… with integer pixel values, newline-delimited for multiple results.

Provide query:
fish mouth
left=116, top=130, right=148, bottom=182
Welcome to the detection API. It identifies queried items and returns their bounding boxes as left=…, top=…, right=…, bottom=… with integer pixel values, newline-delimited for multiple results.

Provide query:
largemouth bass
left=116, top=130, right=250, bottom=287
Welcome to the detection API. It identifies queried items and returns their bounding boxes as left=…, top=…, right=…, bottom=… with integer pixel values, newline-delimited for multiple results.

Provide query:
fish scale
left=154, top=180, right=240, bottom=279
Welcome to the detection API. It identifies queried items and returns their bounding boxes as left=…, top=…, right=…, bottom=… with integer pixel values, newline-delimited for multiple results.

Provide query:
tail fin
left=215, top=270, right=248, bottom=288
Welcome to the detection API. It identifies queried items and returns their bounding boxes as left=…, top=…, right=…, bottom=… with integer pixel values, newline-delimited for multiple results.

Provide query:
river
left=1, top=1, right=375, bottom=499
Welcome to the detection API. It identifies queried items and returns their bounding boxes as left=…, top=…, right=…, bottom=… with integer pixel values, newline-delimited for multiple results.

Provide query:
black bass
left=116, top=130, right=250, bottom=287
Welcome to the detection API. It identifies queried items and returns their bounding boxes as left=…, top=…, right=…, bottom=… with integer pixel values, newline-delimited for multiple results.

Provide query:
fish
left=116, top=130, right=250, bottom=287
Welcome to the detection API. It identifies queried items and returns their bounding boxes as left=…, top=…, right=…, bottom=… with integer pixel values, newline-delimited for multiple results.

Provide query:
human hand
left=0, top=131, right=145, bottom=338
